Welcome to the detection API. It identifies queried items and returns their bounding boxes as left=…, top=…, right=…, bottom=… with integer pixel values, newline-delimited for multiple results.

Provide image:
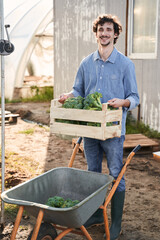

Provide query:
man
left=59, top=14, right=139, bottom=240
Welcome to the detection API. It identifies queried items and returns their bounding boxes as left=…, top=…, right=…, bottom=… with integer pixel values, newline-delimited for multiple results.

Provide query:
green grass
left=126, top=113, right=160, bottom=139
left=18, top=128, right=35, bottom=135
left=25, top=86, right=53, bottom=102
left=1, top=86, right=54, bottom=103
left=4, top=204, right=19, bottom=220
left=4, top=203, right=29, bottom=220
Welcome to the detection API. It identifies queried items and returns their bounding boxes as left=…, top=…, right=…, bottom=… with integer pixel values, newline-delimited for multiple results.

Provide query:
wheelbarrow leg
left=10, top=206, right=24, bottom=240
left=102, top=207, right=110, bottom=240
left=54, top=226, right=92, bottom=240
left=54, top=228, right=73, bottom=240
left=31, top=209, right=44, bottom=240
left=80, top=225, right=93, bottom=240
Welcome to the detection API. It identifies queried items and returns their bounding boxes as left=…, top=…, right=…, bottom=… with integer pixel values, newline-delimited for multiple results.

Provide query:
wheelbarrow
left=1, top=137, right=141, bottom=240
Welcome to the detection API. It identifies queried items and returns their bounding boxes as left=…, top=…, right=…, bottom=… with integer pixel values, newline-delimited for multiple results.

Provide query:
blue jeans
left=83, top=136, right=125, bottom=192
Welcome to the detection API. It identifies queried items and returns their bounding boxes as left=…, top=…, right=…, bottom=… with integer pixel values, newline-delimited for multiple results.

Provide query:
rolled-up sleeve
left=123, top=62, right=139, bottom=111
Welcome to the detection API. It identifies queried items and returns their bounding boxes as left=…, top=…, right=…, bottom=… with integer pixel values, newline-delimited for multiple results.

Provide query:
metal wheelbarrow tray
left=1, top=167, right=113, bottom=228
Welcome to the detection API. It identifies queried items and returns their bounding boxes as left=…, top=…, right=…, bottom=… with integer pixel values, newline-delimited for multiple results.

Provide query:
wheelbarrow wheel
left=27, top=223, right=57, bottom=240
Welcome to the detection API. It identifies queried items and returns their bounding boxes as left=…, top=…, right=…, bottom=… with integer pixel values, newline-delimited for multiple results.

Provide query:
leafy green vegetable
left=62, top=96, right=84, bottom=109
left=55, top=119, right=81, bottom=125
left=108, top=105, right=118, bottom=110
left=83, top=92, right=102, bottom=111
left=62, top=92, right=103, bottom=111
left=46, top=196, right=80, bottom=208
left=61, top=199, right=74, bottom=208
left=72, top=200, right=80, bottom=205
left=61, top=198, right=80, bottom=208
left=46, top=196, right=64, bottom=208
left=106, top=122, right=113, bottom=126
left=87, top=122, right=101, bottom=127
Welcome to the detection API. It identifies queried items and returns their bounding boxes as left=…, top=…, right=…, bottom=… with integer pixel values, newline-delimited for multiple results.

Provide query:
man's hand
left=108, top=98, right=130, bottom=108
left=58, top=93, right=74, bottom=104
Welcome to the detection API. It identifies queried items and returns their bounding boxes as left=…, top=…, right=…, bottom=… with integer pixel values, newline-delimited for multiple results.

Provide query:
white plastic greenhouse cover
left=3, top=0, right=53, bottom=99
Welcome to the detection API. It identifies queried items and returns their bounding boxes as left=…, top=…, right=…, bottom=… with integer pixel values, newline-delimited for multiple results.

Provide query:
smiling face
left=96, top=22, right=117, bottom=48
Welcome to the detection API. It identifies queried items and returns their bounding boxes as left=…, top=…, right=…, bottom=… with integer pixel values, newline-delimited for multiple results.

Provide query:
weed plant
left=126, top=113, right=160, bottom=139
left=18, top=128, right=34, bottom=135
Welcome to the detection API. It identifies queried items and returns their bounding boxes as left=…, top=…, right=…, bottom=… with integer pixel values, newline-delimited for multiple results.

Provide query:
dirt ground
left=0, top=102, right=160, bottom=240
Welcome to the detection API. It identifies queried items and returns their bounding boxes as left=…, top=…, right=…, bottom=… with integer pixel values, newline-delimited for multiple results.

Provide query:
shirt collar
left=93, top=50, right=101, bottom=61
left=93, top=47, right=118, bottom=63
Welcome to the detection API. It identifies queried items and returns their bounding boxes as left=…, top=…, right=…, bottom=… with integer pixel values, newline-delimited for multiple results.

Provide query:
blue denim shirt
left=71, top=47, right=139, bottom=135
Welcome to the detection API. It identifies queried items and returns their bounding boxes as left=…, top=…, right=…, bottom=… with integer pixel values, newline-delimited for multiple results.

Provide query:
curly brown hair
left=93, top=14, right=122, bottom=44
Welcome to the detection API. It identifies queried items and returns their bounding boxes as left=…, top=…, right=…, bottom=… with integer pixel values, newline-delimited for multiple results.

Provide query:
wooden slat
left=50, top=107, right=105, bottom=122
left=0, top=114, right=19, bottom=119
left=124, top=134, right=159, bottom=148
left=105, top=125, right=121, bottom=139
left=50, top=122, right=122, bottom=140
left=0, top=110, right=11, bottom=115
left=105, top=109, right=122, bottom=122
left=50, top=122, right=104, bottom=140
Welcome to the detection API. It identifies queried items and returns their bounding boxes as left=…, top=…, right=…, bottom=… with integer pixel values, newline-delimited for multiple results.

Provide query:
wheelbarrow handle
left=132, top=144, right=141, bottom=153
left=68, top=137, right=83, bottom=168
left=104, top=144, right=141, bottom=208
left=77, top=137, right=82, bottom=145
left=103, top=144, right=142, bottom=239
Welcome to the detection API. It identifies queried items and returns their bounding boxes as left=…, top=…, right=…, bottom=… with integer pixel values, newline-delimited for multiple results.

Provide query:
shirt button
left=98, top=88, right=100, bottom=91
left=100, top=76, right=102, bottom=79
left=102, top=65, right=104, bottom=67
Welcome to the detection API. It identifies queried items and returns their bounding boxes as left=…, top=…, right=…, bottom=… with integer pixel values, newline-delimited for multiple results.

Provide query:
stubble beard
left=99, top=37, right=111, bottom=47
left=101, top=41, right=111, bottom=47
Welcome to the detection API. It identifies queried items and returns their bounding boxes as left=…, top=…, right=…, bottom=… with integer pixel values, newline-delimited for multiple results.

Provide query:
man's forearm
left=122, top=99, right=130, bottom=108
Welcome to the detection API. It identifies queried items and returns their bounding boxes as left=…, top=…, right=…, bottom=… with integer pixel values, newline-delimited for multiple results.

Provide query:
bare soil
left=0, top=102, right=160, bottom=240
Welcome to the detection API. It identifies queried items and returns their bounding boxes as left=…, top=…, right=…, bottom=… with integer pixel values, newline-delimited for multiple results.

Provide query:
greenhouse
left=2, top=0, right=53, bottom=99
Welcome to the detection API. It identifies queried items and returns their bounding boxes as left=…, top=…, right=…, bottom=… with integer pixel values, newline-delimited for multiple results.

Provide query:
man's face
left=96, top=22, right=117, bottom=47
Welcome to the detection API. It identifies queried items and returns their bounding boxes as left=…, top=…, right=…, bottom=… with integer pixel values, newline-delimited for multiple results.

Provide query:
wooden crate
left=50, top=100, right=122, bottom=140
